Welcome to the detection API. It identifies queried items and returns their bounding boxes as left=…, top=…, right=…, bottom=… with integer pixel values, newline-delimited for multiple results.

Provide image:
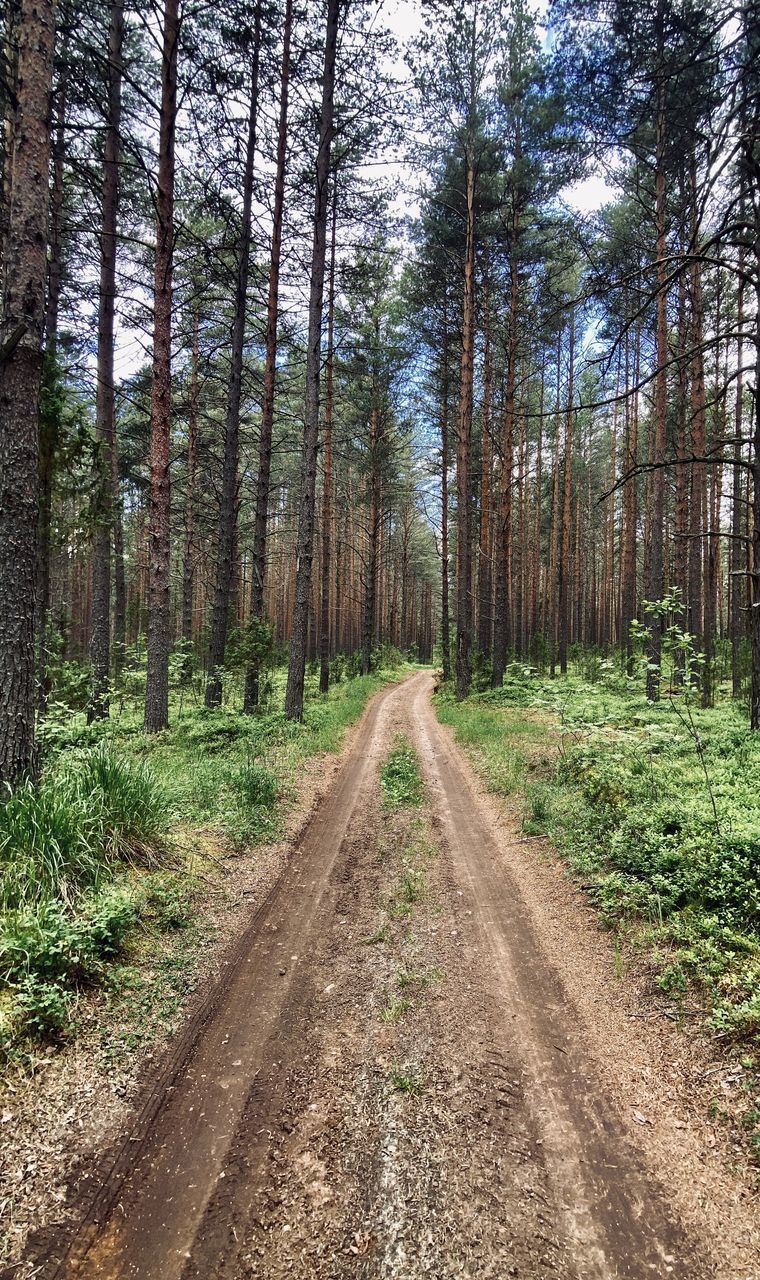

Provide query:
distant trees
left=2, top=0, right=759, bottom=778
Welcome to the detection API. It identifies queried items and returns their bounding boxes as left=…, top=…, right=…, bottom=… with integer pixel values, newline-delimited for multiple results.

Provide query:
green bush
left=0, top=888, right=139, bottom=986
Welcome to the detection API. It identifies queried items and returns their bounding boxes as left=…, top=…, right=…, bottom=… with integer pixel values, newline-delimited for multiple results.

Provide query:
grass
left=380, top=994, right=411, bottom=1022
left=389, top=1063, right=424, bottom=1095
left=435, top=660, right=760, bottom=1047
left=0, top=657, right=411, bottom=1057
left=380, top=736, right=425, bottom=810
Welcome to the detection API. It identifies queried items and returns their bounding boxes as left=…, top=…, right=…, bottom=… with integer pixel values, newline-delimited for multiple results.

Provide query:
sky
left=111, top=0, right=618, bottom=386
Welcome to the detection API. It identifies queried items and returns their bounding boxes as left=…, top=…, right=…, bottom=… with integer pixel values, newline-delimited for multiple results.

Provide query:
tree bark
left=492, top=213, right=519, bottom=687
left=558, top=308, right=575, bottom=675
left=245, top=0, right=293, bottom=712
left=284, top=0, right=339, bottom=721
left=206, top=12, right=261, bottom=708
left=89, top=0, right=124, bottom=722
left=319, top=180, right=338, bottom=694
left=181, top=307, right=199, bottom=659
left=455, top=149, right=476, bottom=700
left=362, top=349, right=381, bottom=677
left=0, top=0, right=56, bottom=783
left=732, top=244, right=745, bottom=697
left=36, top=39, right=66, bottom=714
left=440, top=304, right=451, bottom=682
left=477, top=250, right=493, bottom=658
left=144, top=0, right=178, bottom=733
left=644, top=66, right=668, bottom=702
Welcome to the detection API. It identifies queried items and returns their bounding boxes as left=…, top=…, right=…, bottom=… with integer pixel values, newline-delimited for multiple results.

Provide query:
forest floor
left=8, top=669, right=759, bottom=1280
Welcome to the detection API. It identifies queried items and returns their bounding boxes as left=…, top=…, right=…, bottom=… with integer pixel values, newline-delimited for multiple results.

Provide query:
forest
left=1, top=0, right=760, bottom=1273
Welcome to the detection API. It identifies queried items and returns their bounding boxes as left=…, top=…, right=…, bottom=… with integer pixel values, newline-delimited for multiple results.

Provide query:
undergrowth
left=435, top=662, right=760, bottom=1047
left=1, top=657, right=410, bottom=1059
left=380, top=736, right=425, bottom=810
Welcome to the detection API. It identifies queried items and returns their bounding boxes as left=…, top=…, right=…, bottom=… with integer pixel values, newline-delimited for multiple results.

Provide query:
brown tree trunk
left=244, top=0, right=292, bottom=712
left=440, top=306, right=451, bottom=682
left=206, top=12, right=261, bottom=708
left=89, top=0, right=124, bottom=722
left=546, top=332, right=563, bottom=673
left=732, top=247, right=746, bottom=698
left=455, top=148, right=476, bottom=700
left=644, top=71, right=668, bottom=702
left=621, top=315, right=640, bottom=673
left=37, top=39, right=66, bottom=714
left=144, top=0, right=178, bottom=733
left=0, top=0, right=55, bottom=783
left=181, top=308, right=199, bottom=658
left=319, top=180, right=337, bottom=694
left=285, top=0, right=339, bottom=721
left=478, top=251, right=493, bottom=658
left=362, top=349, right=382, bottom=677
left=558, top=308, right=575, bottom=675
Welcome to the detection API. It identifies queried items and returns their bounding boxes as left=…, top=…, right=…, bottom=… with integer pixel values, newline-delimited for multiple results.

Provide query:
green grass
left=380, top=994, right=411, bottom=1022
left=389, top=1063, right=424, bottom=1095
left=380, top=736, right=425, bottom=810
left=0, top=659, right=410, bottom=1055
left=435, top=663, right=760, bottom=1045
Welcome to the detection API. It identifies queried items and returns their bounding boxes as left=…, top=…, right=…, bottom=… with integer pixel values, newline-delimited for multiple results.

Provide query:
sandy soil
left=9, top=672, right=760, bottom=1280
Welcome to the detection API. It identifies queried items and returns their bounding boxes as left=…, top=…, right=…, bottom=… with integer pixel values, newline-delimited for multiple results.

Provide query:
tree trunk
left=455, top=149, right=476, bottom=700
left=0, top=0, right=55, bottom=783
left=206, top=13, right=261, bottom=708
left=558, top=308, right=575, bottom=675
left=440, top=306, right=451, bottom=682
left=492, top=214, right=519, bottom=687
left=144, top=0, right=178, bottom=733
left=284, top=0, right=339, bottom=721
left=37, top=41, right=66, bottom=714
left=89, top=0, right=124, bottom=722
left=644, top=71, right=668, bottom=702
left=362, top=368, right=381, bottom=678
left=181, top=307, right=199, bottom=660
left=319, top=180, right=337, bottom=694
left=477, top=251, right=493, bottom=658
left=732, top=245, right=745, bottom=698
left=245, top=0, right=293, bottom=712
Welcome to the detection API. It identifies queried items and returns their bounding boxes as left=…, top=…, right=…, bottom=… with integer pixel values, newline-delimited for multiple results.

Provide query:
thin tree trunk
left=144, top=0, right=178, bottom=733
left=206, top=13, right=261, bottom=707
left=732, top=246, right=745, bottom=697
left=89, top=0, right=124, bottom=722
left=0, top=0, right=55, bottom=783
left=546, top=331, right=562, bottom=673
left=492, top=213, right=520, bottom=687
left=244, top=0, right=293, bottom=712
left=181, top=307, right=199, bottom=660
left=284, top=0, right=339, bottom=720
left=362, top=369, right=382, bottom=677
left=440, top=306, right=451, bottom=682
left=319, top=181, right=338, bottom=694
left=455, top=148, right=476, bottom=700
left=644, top=65, right=668, bottom=702
left=558, top=308, right=575, bottom=675
left=478, top=250, right=493, bottom=658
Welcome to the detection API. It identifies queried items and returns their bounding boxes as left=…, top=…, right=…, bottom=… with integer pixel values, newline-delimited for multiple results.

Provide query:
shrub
left=0, top=888, right=139, bottom=987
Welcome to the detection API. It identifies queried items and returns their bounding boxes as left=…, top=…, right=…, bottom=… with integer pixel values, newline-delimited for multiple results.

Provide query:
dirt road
left=36, top=672, right=755, bottom=1279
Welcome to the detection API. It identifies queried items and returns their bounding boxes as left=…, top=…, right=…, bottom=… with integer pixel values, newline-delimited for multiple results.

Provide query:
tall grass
left=0, top=744, right=168, bottom=912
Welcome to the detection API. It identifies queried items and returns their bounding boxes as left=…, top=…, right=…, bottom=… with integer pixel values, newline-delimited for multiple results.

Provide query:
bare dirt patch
left=0, top=686, right=386, bottom=1279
